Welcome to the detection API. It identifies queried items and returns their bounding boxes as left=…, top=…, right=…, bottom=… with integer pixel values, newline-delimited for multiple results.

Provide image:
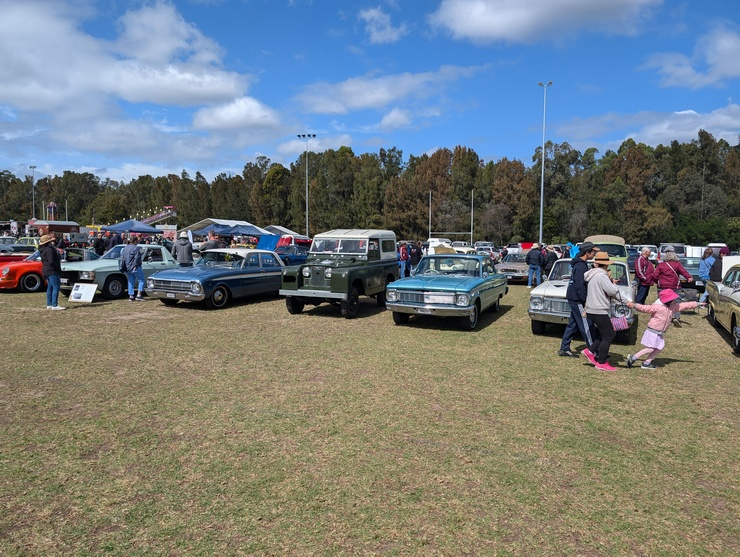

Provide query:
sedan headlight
left=190, top=282, right=203, bottom=295
left=386, top=289, right=398, bottom=302
left=79, top=271, right=95, bottom=280
left=146, top=278, right=154, bottom=289
left=1, top=268, right=8, bottom=277
left=302, top=266, right=311, bottom=277
left=455, top=293, right=470, bottom=306
left=529, top=296, right=544, bottom=310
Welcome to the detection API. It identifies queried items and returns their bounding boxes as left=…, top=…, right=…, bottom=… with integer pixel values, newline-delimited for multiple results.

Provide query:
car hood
left=530, top=280, right=569, bottom=297
left=149, top=266, right=236, bottom=280
left=62, top=259, right=118, bottom=272
left=391, top=275, right=480, bottom=291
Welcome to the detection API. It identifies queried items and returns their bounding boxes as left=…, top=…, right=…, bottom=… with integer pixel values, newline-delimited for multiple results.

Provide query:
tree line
left=2, top=130, right=739, bottom=247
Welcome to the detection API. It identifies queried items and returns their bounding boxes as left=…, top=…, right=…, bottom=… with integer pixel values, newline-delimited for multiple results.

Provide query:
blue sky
left=2, top=0, right=739, bottom=183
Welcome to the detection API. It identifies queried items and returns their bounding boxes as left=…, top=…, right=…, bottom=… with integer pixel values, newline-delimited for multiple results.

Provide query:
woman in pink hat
left=625, top=290, right=706, bottom=369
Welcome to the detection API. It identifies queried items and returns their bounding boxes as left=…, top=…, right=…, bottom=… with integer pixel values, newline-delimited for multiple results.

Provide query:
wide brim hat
left=38, top=234, right=53, bottom=245
left=658, top=289, right=680, bottom=305
left=592, top=251, right=614, bottom=265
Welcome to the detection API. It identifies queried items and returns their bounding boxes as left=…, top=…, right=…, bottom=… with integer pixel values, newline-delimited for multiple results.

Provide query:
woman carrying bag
left=582, top=251, right=620, bottom=372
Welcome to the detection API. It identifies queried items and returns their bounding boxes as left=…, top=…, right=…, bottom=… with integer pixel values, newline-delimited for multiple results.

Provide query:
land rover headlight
left=455, top=293, right=470, bottom=306
left=530, top=296, right=544, bottom=310
left=324, top=268, right=332, bottom=278
left=79, top=271, right=95, bottom=280
left=612, top=303, right=628, bottom=317
left=190, top=282, right=203, bottom=295
left=302, top=267, right=311, bottom=277
left=386, top=289, right=398, bottom=302
left=146, top=278, right=154, bottom=289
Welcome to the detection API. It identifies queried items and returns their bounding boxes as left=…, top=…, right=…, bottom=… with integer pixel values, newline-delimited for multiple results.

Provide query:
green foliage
left=2, top=130, right=737, bottom=249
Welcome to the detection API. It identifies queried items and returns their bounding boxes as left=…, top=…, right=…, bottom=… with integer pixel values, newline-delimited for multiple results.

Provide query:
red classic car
left=0, top=248, right=99, bottom=293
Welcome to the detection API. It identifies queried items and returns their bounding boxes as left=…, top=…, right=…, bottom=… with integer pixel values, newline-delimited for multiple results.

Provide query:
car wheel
left=459, top=303, right=479, bottom=330
left=340, top=287, right=359, bottom=318
left=732, top=317, right=740, bottom=354
left=102, top=275, right=126, bottom=299
left=160, top=299, right=178, bottom=306
left=205, top=285, right=229, bottom=309
left=531, top=319, right=546, bottom=335
left=708, top=305, right=719, bottom=328
left=286, top=296, right=304, bottom=314
left=491, top=296, right=501, bottom=312
left=392, top=311, right=409, bottom=325
left=19, top=273, right=44, bottom=293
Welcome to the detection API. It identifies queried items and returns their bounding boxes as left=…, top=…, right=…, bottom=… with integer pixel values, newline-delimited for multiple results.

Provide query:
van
left=584, top=235, right=628, bottom=263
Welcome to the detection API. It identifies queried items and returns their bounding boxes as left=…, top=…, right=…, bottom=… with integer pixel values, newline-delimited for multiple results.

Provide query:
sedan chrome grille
left=149, top=279, right=192, bottom=293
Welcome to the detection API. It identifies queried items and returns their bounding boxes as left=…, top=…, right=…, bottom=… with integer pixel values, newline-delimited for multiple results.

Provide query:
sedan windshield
left=416, top=256, right=480, bottom=277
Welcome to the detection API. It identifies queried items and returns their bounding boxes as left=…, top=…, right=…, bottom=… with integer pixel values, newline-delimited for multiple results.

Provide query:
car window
left=247, top=254, right=260, bottom=267
left=724, top=270, right=740, bottom=287
left=595, top=244, right=627, bottom=257
left=146, top=248, right=163, bottom=262
left=260, top=253, right=279, bottom=267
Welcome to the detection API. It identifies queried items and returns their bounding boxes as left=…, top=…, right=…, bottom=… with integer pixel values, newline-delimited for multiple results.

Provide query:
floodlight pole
left=29, top=165, right=37, bottom=219
left=538, top=81, right=552, bottom=244
left=297, top=133, right=316, bottom=237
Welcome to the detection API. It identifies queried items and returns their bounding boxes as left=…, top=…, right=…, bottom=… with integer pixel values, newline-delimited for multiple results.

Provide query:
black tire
left=616, top=323, right=638, bottom=345
left=286, top=296, right=305, bottom=314
left=459, top=303, right=479, bottom=330
left=19, top=273, right=44, bottom=293
left=491, top=296, right=501, bottom=312
left=732, top=317, right=740, bottom=354
left=531, top=319, right=546, bottom=335
left=160, top=299, right=179, bottom=306
left=376, top=288, right=386, bottom=307
left=392, top=311, right=409, bottom=325
left=708, top=305, right=719, bottom=328
left=102, top=275, right=127, bottom=299
left=205, top=285, right=229, bottom=309
left=340, top=287, right=359, bottom=318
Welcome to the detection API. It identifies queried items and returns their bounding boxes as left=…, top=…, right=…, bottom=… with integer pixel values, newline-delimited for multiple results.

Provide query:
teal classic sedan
left=385, top=254, right=508, bottom=330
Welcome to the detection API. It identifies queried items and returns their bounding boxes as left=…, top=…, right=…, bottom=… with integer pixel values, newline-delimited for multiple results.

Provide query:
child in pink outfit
left=625, top=289, right=706, bottom=369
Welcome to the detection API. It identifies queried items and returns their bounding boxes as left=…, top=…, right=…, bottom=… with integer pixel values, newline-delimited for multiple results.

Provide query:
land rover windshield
left=310, top=238, right=368, bottom=256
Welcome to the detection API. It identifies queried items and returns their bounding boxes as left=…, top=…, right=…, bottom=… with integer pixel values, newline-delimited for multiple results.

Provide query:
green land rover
left=279, top=229, right=399, bottom=318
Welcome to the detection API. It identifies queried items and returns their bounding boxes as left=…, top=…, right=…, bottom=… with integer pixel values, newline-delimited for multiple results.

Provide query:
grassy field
left=1, top=285, right=737, bottom=556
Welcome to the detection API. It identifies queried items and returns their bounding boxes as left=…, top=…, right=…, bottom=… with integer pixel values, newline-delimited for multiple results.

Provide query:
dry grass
left=1, top=286, right=738, bottom=556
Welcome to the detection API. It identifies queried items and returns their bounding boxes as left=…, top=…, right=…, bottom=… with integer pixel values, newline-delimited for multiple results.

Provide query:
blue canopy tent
left=101, top=219, right=161, bottom=234
left=191, top=223, right=267, bottom=237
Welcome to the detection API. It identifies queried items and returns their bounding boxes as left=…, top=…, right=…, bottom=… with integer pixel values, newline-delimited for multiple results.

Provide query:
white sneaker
left=46, top=306, right=53, bottom=310
left=51, top=306, right=67, bottom=311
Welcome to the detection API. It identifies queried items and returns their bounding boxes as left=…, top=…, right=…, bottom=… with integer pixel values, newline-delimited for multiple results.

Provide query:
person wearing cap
left=626, top=289, right=706, bottom=369
left=559, top=241, right=599, bottom=358
left=39, top=234, right=66, bottom=310
left=651, top=247, right=693, bottom=326
left=582, top=251, right=620, bottom=371
left=709, top=246, right=731, bottom=282
left=525, top=242, right=545, bottom=288
left=171, top=231, right=194, bottom=267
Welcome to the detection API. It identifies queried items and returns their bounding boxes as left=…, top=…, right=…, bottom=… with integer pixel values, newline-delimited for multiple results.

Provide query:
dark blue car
left=145, top=248, right=284, bottom=309
left=275, top=245, right=308, bottom=266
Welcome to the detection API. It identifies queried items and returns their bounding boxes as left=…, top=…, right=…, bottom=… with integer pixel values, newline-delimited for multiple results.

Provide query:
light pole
left=537, top=81, right=552, bottom=244
left=29, top=165, right=37, bottom=220
left=297, top=133, right=316, bottom=237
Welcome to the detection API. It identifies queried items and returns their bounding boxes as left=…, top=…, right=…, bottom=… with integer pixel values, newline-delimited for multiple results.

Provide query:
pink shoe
left=595, top=361, right=617, bottom=372
left=582, top=349, right=597, bottom=365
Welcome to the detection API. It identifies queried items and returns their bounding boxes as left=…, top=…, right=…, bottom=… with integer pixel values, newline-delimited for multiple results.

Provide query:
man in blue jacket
left=559, top=241, right=598, bottom=357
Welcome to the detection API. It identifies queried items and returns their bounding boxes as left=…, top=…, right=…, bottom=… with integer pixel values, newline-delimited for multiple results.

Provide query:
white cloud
left=193, top=97, right=282, bottom=131
left=379, top=107, right=412, bottom=130
left=359, top=7, right=408, bottom=44
left=296, top=65, right=483, bottom=114
left=560, top=103, right=740, bottom=155
left=428, top=0, right=662, bottom=44
left=644, top=25, right=740, bottom=89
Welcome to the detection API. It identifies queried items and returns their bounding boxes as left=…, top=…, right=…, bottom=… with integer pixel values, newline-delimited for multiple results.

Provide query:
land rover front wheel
left=286, top=296, right=305, bottom=314
left=340, top=287, right=359, bottom=318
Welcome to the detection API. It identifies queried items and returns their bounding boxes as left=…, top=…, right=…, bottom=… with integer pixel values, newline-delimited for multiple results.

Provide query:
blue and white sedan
left=385, top=254, right=508, bottom=330
left=145, top=249, right=284, bottom=309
